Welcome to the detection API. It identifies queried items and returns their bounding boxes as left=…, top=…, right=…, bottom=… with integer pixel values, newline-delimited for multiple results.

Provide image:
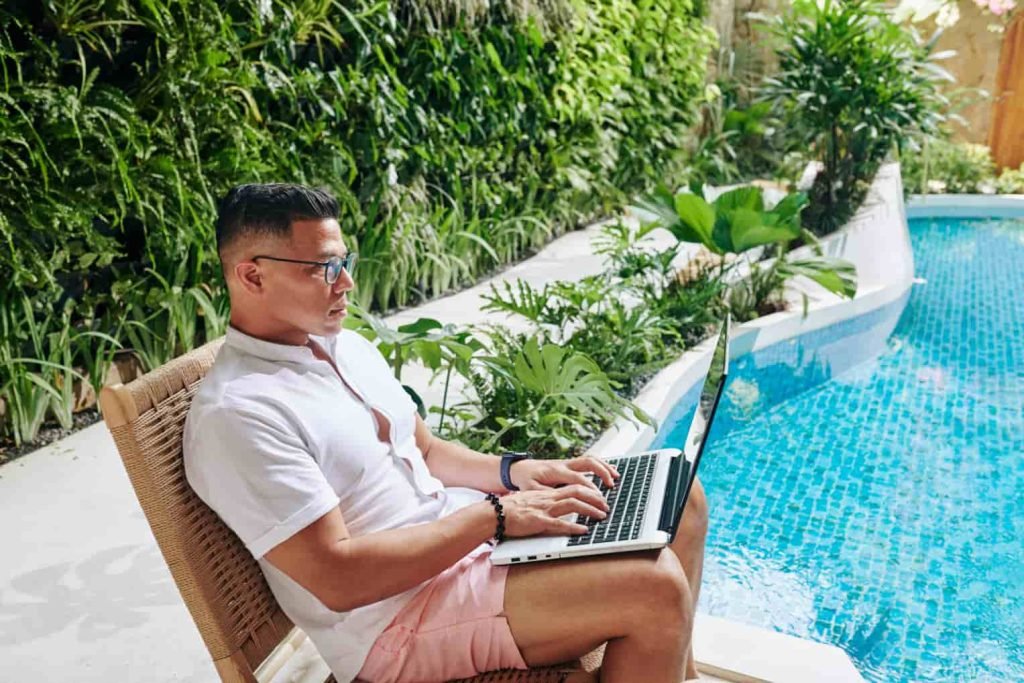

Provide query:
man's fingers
left=550, top=499, right=607, bottom=522
left=568, top=456, right=617, bottom=488
left=573, top=471, right=600, bottom=491
left=547, top=518, right=589, bottom=536
left=554, top=484, right=609, bottom=511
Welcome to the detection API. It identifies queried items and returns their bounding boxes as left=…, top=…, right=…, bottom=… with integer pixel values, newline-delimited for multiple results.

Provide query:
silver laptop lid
left=682, top=314, right=730, bottom=473
left=663, top=316, right=730, bottom=543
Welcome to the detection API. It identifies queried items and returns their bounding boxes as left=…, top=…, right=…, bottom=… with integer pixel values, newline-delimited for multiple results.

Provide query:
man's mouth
left=328, top=300, right=347, bottom=316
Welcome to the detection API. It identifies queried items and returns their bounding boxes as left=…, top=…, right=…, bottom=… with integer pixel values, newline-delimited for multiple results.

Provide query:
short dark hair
left=215, top=183, right=340, bottom=256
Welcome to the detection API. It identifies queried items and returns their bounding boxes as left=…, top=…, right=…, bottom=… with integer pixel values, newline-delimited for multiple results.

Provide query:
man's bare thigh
left=501, top=548, right=687, bottom=667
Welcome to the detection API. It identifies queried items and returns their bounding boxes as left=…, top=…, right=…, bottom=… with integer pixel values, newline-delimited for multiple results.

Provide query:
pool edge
left=583, top=165, right=1024, bottom=683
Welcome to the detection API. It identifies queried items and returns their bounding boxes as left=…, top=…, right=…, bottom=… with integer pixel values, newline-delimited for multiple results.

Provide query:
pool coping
left=585, top=162, right=934, bottom=683
left=906, top=193, right=1024, bottom=219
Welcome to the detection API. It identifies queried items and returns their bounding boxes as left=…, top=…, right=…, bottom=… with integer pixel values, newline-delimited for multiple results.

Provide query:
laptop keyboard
left=567, top=453, right=656, bottom=546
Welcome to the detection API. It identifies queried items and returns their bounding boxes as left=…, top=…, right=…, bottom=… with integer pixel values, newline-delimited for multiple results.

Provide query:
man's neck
left=229, top=313, right=309, bottom=347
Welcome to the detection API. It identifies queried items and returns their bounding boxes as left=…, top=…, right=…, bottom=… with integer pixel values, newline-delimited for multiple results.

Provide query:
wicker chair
left=99, top=339, right=605, bottom=683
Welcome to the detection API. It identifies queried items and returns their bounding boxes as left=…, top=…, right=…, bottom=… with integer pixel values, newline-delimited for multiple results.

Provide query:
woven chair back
left=100, top=339, right=292, bottom=683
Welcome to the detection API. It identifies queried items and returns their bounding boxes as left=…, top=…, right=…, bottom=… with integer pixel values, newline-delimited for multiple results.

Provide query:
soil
left=0, top=408, right=103, bottom=468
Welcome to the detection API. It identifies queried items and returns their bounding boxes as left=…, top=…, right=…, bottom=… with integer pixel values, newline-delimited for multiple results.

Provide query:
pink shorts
left=355, top=542, right=529, bottom=683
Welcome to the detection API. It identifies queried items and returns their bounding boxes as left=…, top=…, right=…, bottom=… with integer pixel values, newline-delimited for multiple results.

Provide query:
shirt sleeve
left=184, top=403, right=341, bottom=560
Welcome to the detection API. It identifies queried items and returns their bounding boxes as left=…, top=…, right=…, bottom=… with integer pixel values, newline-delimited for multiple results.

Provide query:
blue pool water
left=651, top=217, right=1024, bottom=681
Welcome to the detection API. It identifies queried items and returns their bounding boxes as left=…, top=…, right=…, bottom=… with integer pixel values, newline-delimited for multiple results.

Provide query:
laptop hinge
left=658, top=455, right=691, bottom=535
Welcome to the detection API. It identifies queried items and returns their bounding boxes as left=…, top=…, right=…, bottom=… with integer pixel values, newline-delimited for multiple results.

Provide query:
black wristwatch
left=500, top=451, right=531, bottom=491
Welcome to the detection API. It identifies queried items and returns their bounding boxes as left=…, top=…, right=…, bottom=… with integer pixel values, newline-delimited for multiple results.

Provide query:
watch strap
left=500, top=451, right=530, bottom=491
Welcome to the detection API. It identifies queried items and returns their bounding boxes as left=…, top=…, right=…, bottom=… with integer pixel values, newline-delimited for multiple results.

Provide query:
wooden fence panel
left=989, top=15, right=1024, bottom=171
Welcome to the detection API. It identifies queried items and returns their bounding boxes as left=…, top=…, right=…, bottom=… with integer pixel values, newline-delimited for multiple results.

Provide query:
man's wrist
left=500, top=451, right=531, bottom=491
left=507, top=459, right=529, bottom=491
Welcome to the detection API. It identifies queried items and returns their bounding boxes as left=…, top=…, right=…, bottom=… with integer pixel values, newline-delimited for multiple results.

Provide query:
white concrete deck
left=0, top=205, right=863, bottom=681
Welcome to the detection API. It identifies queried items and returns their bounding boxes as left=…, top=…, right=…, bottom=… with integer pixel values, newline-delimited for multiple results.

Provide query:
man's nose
left=333, top=267, right=355, bottom=293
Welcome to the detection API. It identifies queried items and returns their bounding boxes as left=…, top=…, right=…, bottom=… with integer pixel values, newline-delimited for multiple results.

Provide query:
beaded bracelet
left=485, top=492, right=506, bottom=543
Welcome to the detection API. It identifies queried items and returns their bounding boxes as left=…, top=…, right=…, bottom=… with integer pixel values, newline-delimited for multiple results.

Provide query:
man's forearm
left=330, top=500, right=497, bottom=612
left=423, top=436, right=508, bottom=492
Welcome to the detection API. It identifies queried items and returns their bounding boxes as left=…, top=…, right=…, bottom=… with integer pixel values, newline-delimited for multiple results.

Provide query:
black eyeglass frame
left=251, top=252, right=357, bottom=284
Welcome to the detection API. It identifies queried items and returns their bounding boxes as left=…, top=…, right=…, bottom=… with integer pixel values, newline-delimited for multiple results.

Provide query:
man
left=183, top=184, right=709, bottom=683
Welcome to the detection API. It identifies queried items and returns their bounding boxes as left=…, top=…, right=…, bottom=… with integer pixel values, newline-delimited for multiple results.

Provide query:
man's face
left=252, top=218, right=354, bottom=340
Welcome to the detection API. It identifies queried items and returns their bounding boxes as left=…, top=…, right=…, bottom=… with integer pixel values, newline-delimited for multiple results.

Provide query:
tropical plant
left=449, top=331, right=652, bottom=456
left=483, top=224, right=719, bottom=394
left=762, top=0, right=951, bottom=234
left=635, top=184, right=857, bottom=318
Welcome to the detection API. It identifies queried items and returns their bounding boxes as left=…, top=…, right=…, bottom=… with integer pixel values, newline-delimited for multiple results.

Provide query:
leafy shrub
left=902, top=139, right=997, bottom=193
left=995, top=165, right=1024, bottom=194
left=439, top=328, right=652, bottom=456
left=762, top=0, right=950, bottom=235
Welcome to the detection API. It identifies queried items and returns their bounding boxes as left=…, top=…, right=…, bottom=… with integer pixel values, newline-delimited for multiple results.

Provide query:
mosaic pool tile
left=652, top=217, right=1024, bottom=681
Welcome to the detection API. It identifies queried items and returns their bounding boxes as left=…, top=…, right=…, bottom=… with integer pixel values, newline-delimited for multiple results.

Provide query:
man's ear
left=233, top=260, right=264, bottom=295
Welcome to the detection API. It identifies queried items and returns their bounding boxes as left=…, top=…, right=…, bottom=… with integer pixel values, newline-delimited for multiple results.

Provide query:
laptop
left=490, top=315, right=730, bottom=565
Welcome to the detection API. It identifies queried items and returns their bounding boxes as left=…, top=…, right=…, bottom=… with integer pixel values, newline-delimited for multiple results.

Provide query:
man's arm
left=263, top=483, right=606, bottom=614
left=415, top=414, right=508, bottom=492
left=264, top=500, right=498, bottom=613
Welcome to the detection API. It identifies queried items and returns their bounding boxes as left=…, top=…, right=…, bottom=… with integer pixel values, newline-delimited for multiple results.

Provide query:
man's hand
left=509, top=456, right=620, bottom=493
left=501, top=486, right=611, bottom=538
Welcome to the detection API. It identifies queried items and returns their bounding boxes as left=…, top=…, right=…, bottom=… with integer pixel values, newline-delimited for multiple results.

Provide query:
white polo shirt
left=182, top=325, right=487, bottom=682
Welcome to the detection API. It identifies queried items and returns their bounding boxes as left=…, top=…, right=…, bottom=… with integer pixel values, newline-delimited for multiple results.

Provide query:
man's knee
left=680, top=477, right=709, bottom=539
left=638, top=550, right=693, bottom=629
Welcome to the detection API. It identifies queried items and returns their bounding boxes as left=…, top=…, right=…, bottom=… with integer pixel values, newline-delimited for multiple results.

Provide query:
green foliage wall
left=0, top=0, right=714, bottom=446
left=1, top=0, right=713, bottom=308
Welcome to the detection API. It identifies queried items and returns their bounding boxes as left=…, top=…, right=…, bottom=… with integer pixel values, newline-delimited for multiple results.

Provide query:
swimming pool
left=651, top=216, right=1024, bottom=681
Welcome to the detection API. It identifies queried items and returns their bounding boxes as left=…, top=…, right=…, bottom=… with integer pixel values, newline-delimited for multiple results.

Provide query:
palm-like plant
left=760, top=0, right=951, bottom=234
left=467, top=336, right=652, bottom=454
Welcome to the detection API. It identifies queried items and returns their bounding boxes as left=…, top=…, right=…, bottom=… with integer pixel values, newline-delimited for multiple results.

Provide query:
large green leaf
left=712, top=185, right=765, bottom=214
left=778, top=257, right=857, bottom=298
left=766, top=191, right=808, bottom=227
left=512, top=339, right=650, bottom=425
left=731, top=211, right=802, bottom=252
left=397, top=318, right=443, bottom=335
left=671, top=193, right=716, bottom=249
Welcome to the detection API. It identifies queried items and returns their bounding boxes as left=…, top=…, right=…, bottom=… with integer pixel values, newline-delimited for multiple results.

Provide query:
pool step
left=694, top=614, right=865, bottom=683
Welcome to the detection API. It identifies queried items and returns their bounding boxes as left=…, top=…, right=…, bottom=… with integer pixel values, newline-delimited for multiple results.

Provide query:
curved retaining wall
left=588, top=161, right=916, bottom=470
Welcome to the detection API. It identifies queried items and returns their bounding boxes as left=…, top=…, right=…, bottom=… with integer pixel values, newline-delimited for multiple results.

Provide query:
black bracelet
left=485, top=492, right=506, bottom=543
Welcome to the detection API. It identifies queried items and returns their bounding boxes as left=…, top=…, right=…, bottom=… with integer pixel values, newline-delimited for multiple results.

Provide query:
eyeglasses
left=252, top=252, right=358, bottom=284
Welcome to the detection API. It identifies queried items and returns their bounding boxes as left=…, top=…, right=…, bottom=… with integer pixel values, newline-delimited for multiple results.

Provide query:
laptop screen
left=666, top=316, right=730, bottom=542
left=683, top=315, right=730, bottom=469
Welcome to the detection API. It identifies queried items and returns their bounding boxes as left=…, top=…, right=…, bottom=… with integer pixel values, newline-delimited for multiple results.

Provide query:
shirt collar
left=225, top=325, right=338, bottom=366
